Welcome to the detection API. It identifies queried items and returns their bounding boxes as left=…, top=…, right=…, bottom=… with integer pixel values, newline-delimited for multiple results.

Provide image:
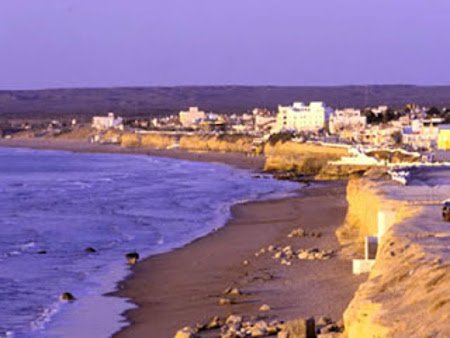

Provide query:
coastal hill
left=2, top=85, right=450, bottom=119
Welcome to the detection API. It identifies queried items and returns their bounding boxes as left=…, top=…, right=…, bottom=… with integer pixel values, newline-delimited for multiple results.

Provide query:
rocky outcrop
left=339, top=176, right=450, bottom=337
left=263, top=142, right=349, bottom=177
left=179, top=134, right=256, bottom=153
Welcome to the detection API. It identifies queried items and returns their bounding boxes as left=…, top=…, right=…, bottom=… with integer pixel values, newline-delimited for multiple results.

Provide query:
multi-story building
left=329, top=108, right=367, bottom=135
left=179, top=107, right=206, bottom=128
left=275, top=102, right=331, bottom=133
left=92, top=112, right=123, bottom=130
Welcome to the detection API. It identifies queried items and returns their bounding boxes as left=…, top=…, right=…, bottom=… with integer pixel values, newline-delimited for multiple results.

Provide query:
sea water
left=0, top=147, right=298, bottom=338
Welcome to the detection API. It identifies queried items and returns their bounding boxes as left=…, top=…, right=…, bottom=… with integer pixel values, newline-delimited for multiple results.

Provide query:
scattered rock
left=298, top=250, right=309, bottom=260
left=281, top=258, right=292, bottom=266
left=84, top=247, right=96, bottom=253
left=125, top=252, right=139, bottom=265
left=243, top=260, right=250, bottom=266
left=309, top=231, right=322, bottom=238
left=297, top=248, right=334, bottom=261
left=229, top=287, right=242, bottom=296
left=207, top=316, right=222, bottom=329
left=259, top=304, right=271, bottom=312
left=267, top=245, right=277, bottom=252
left=316, top=316, right=332, bottom=327
left=250, top=320, right=268, bottom=337
left=174, top=327, right=200, bottom=338
left=278, top=317, right=315, bottom=338
left=288, top=228, right=306, bottom=238
left=274, top=251, right=283, bottom=259
left=218, top=297, right=233, bottom=306
left=195, top=322, right=206, bottom=332
left=60, top=292, right=76, bottom=302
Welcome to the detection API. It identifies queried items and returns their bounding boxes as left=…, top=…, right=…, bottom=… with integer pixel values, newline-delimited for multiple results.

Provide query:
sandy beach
left=112, top=183, right=365, bottom=338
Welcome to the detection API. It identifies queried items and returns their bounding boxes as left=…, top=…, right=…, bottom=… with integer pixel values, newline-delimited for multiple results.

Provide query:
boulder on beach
left=84, top=247, right=97, bottom=253
left=60, top=292, right=76, bottom=302
left=125, top=252, right=140, bottom=265
left=278, top=317, right=315, bottom=338
left=174, top=326, right=199, bottom=338
left=259, top=303, right=271, bottom=312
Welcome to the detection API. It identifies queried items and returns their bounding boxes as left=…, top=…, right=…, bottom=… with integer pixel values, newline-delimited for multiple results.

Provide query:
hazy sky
left=1, top=0, right=450, bottom=89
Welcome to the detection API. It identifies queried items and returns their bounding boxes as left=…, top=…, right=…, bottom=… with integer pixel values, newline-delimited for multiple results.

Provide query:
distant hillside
left=1, top=85, right=450, bottom=120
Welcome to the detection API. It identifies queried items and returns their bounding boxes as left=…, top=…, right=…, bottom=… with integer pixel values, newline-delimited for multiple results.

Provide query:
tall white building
left=275, top=102, right=331, bottom=132
left=329, top=108, right=367, bottom=134
left=179, top=107, right=206, bottom=127
left=92, top=112, right=123, bottom=130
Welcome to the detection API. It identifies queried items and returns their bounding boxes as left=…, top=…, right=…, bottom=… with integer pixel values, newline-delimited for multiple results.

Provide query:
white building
left=92, top=113, right=123, bottom=130
left=329, top=108, right=367, bottom=134
left=179, top=107, right=206, bottom=128
left=275, top=102, right=331, bottom=133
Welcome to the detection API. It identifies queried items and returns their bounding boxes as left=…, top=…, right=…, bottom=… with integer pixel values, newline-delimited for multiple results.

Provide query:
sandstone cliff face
left=120, top=132, right=178, bottom=148
left=340, top=176, right=450, bottom=338
left=263, top=142, right=349, bottom=177
left=179, top=134, right=255, bottom=153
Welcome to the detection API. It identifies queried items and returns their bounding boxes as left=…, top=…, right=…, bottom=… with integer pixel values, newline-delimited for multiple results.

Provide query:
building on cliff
left=179, top=107, right=206, bottom=128
left=329, top=108, right=367, bottom=135
left=92, top=112, right=123, bottom=130
left=275, top=102, right=332, bottom=133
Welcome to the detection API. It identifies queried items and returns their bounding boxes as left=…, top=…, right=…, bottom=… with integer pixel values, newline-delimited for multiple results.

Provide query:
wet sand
left=112, top=184, right=365, bottom=338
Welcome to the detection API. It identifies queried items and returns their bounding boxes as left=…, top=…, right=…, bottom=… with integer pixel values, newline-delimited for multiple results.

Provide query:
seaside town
left=2, top=2, right=450, bottom=338
left=2, top=101, right=450, bottom=160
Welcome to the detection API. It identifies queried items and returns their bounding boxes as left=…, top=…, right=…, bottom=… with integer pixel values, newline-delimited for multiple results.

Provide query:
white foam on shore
left=36, top=262, right=134, bottom=338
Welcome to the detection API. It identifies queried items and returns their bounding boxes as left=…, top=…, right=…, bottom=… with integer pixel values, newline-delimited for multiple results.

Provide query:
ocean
left=0, top=147, right=298, bottom=338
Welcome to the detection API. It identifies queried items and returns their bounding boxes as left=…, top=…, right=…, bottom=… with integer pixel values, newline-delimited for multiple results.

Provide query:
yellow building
left=438, top=128, right=450, bottom=150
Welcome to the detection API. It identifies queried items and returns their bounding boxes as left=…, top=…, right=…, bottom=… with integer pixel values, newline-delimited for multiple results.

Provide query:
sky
left=1, top=0, right=450, bottom=89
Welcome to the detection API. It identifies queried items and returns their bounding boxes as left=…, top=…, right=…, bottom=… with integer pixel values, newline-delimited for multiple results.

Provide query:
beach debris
left=259, top=303, right=271, bottom=312
left=60, top=292, right=76, bottom=302
left=218, top=297, right=233, bottom=306
left=174, top=326, right=200, bottom=338
left=125, top=251, right=140, bottom=265
left=37, top=250, right=47, bottom=254
left=84, top=247, right=97, bottom=253
left=278, top=317, right=315, bottom=338
left=243, top=259, right=250, bottom=266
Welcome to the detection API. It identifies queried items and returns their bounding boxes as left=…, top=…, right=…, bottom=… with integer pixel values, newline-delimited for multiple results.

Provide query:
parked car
left=442, top=200, right=450, bottom=222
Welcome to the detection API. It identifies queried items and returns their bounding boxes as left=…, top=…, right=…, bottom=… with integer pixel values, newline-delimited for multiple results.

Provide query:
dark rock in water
left=84, top=247, right=97, bottom=253
left=37, top=250, right=47, bottom=254
left=126, top=252, right=140, bottom=265
left=60, top=292, right=76, bottom=301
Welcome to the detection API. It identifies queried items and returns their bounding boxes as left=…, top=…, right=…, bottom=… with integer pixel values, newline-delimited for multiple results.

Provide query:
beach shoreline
left=0, top=138, right=364, bottom=338
left=0, top=138, right=265, bottom=172
left=112, top=183, right=365, bottom=338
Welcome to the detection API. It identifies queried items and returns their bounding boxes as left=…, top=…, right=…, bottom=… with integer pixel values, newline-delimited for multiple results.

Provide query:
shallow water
left=0, top=147, right=298, bottom=338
